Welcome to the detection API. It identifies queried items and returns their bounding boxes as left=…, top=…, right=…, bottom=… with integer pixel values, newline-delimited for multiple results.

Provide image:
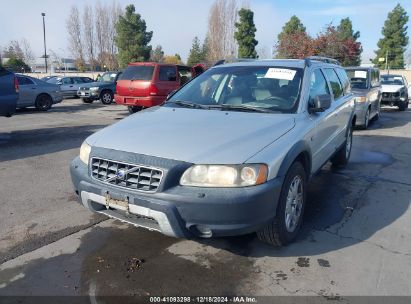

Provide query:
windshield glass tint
left=381, top=75, right=404, bottom=85
left=168, top=66, right=303, bottom=113
left=346, top=70, right=368, bottom=89
left=120, top=66, right=154, bottom=81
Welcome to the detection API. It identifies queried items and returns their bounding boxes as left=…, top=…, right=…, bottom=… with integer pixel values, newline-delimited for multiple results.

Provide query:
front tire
left=35, top=94, right=53, bottom=111
left=257, top=162, right=307, bottom=247
left=360, top=107, right=371, bottom=129
left=331, top=122, right=353, bottom=168
left=398, top=100, right=407, bottom=111
left=82, top=98, right=93, bottom=104
left=100, top=90, right=114, bottom=105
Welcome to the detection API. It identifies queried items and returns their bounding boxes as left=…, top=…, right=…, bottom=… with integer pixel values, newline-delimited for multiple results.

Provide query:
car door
left=156, top=65, right=180, bottom=97
left=73, top=77, right=87, bottom=95
left=307, top=68, right=336, bottom=172
left=16, top=76, right=36, bottom=107
left=60, top=77, right=74, bottom=97
left=323, top=68, right=351, bottom=150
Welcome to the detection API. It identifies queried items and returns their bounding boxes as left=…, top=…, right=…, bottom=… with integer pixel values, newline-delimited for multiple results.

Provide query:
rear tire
left=35, top=94, right=53, bottom=111
left=100, top=90, right=114, bottom=105
left=128, top=106, right=143, bottom=114
left=331, top=122, right=353, bottom=168
left=257, top=162, right=307, bottom=247
left=82, top=98, right=93, bottom=104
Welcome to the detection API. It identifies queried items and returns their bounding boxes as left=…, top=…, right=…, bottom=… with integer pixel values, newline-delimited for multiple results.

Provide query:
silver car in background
left=47, top=76, right=94, bottom=98
left=345, top=67, right=381, bottom=129
left=16, top=75, right=63, bottom=111
left=380, top=74, right=409, bottom=111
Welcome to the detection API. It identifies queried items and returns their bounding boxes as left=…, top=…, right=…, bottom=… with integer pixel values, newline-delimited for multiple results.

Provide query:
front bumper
left=70, top=153, right=282, bottom=239
left=77, top=90, right=100, bottom=100
left=354, top=103, right=368, bottom=126
left=381, top=93, right=406, bottom=106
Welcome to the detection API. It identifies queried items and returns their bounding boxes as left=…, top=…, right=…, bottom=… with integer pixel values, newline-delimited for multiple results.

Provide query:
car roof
left=211, top=59, right=339, bottom=69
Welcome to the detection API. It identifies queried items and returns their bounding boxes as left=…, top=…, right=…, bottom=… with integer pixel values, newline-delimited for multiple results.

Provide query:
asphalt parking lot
left=0, top=99, right=410, bottom=299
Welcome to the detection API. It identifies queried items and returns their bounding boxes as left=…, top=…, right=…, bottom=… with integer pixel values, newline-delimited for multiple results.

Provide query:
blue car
left=0, top=67, right=18, bottom=117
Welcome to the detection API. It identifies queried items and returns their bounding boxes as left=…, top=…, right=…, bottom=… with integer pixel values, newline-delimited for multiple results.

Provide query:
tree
left=21, top=39, right=35, bottom=66
left=83, top=4, right=96, bottom=71
left=4, top=57, right=30, bottom=72
left=163, top=54, right=183, bottom=65
left=278, top=15, right=306, bottom=41
left=187, top=37, right=207, bottom=66
left=337, top=18, right=362, bottom=66
left=115, top=4, right=153, bottom=67
left=373, top=4, right=409, bottom=69
left=66, top=6, right=85, bottom=71
left=234, top=8, right=258, bottom=58
left=206, top=0, right=238, bottom=62
left=150, top=45, right=164, bottom=62
left=3, top=40, right=24, bottom=60
left=276, top=32, right=315, bottom=59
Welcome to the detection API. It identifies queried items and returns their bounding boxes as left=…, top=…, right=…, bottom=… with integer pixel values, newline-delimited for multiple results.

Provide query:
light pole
left=41, top=12, right=48, bottom=74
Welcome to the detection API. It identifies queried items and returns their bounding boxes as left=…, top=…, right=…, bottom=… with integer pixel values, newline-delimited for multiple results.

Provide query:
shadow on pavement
left=0, top=124, right=105, bottom=162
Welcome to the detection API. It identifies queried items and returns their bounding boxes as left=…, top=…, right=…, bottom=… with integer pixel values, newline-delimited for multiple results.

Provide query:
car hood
left=87, top=106, right=296, bottom=164
left=381, top=84, right=404, bottom=93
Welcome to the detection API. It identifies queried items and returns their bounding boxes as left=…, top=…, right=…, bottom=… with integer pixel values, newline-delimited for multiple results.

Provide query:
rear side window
left=371, top=69, right=380, bottom=87
left=335, top=68, right=350, bottom=94
left=308, top=69, right=330, bottom=107
left=324, top=68, right=343, bottom=99
left=159, top=66, right=177, bottom=81
left=62, top=78, right=72, bottom=85
left=120, top=66, right=154, bottom=81
left=73, top=77, right=85, bottom=84
left=17, top=76, right=34, bottom=85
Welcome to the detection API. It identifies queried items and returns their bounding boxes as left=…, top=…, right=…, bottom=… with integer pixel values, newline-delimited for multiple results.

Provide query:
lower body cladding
left=70, top=154, right=282, bottom=239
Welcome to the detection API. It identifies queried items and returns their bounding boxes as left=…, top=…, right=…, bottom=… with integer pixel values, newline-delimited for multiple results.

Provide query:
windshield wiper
left=166, top=100, right=210, bottom=109
left=208, top=104, right=276, bottom=113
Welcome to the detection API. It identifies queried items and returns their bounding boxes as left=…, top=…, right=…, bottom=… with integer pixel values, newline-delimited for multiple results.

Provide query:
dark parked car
left=47, top=76, right=94, bottom=98
left=77, top=71, right=122, bottom=104
left=345, top=67, right=381, bottom=129
left=0, top=67, right=19, bottom=117
left=16, top=75, right=63, bottom=111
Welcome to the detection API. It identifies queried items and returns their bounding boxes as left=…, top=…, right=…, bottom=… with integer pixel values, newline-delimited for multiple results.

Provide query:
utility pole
left=41, top=13, right=48, bottom=74
left=385, top=50, right=388, bottom=73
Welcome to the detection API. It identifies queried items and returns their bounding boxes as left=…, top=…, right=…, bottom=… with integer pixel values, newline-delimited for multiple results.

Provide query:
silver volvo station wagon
left=70, top=57, right=356, bottom=246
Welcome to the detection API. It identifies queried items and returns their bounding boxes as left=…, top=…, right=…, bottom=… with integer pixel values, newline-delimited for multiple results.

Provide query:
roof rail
left=306, top=56, right=340, bottom=65
left=213, top=58, right=257, bottom=67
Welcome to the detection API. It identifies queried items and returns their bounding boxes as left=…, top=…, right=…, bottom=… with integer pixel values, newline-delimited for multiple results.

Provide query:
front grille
left=91, top=157, right=163, bottom=192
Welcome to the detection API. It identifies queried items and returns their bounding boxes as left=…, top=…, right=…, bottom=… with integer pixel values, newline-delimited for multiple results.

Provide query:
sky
left=1, top=0, right=410, bottom=64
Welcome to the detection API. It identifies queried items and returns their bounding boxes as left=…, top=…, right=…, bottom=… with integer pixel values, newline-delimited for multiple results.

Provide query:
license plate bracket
left=105, top=193, right=129, bottom=212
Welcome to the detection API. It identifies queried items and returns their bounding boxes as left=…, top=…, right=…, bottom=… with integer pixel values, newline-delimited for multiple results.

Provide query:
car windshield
left=166, top=65, right=303, bottom=113
left=47, top=77, right=61, bottom=84
left=381, top=75, right=404, bottom=85
left=346, top=70, right=368, bottom=89
left=99, top=72, right=117, bottom=82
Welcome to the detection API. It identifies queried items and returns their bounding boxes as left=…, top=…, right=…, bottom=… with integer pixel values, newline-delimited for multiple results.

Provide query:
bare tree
left=3, top=40, right=24, bottom=60
left=83, top=4, right=95, bottom=71
left=21, top=38, right=35, bottom=65
left=206, top=0, right=239, bottom=62
left=66, top=6, right=85, bottom=71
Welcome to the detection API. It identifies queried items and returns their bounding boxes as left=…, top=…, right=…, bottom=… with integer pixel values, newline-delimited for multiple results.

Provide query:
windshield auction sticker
left=265, top=68, right=296, bottom=80
left=354, top=71, right=367, bottom=78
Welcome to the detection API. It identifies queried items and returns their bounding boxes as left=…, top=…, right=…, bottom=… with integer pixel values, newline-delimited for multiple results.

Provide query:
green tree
left=114, top=4, right=153, bottom=67
left=337, top=18, right=362, bottom=66
left=234, top=8, right=258, bottom=58
left=4, top=57, right=30, bottom=72
left=150, top=45, right=164, bottom=62
left=187, top=37, right=207, bottom=66
left=373, top=4, right=409, bottom=69
left=278, top=15, right=306, bottom=40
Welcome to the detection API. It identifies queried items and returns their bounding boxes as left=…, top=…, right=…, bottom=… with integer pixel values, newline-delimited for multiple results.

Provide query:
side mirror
left=57, top=81, right=62, bottom=85
left=308, top=94, right=332, bottom=114
left=166, top=90, right=177, bottom=100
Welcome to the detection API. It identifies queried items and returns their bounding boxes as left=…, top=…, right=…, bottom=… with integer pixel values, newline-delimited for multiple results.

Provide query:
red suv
left=115, top=62, right=203, bottom=113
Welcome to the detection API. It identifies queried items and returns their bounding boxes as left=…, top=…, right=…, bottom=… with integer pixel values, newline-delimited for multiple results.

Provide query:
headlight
left=89, top=87, right=99, bottom=91
left=355, top=96, right=367, bottom=103
left=180, top=164, right=268, bottom=187
left=79, top=141, right=91, bottom=165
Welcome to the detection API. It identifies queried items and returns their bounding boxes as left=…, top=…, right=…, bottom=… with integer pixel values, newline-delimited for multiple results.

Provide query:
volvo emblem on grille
left=116, top=170, right=126, bottom=180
